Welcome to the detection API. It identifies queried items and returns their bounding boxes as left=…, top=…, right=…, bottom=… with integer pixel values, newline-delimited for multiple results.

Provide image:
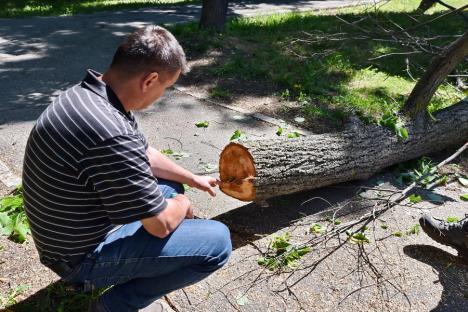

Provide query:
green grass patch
left=209, top=86, right=232, bottom=100
left=171, top=0, right=466, bottom=126
left=0, top=0, right=198, bottom=18
left=0, top=185, right=29, bottom=243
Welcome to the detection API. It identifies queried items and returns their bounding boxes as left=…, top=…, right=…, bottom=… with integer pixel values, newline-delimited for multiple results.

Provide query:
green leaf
left=406, top=224, right=421, bottom=235
left=200, top=163, right=217, bottom=172
left=0, top=212, right=14, bottom=236
left=446, top=216, right=460, bottom=223
left=397, top=127, right=409, bottom=140
left=408, top=194, right=422, bottom=204
left=276, top=126, right=283, bottom=136
left=326, top=217, right=341, bottom=225
left=0, top=196, right=23, bottom=212
left=380, top=224, right=388, bottom=230
left=230, top=130, right=244, bottom=141
left=460, top=194, right=468, bottom=201
left=392, top=231, right=403, bottom=237
left=436, top=175, right=449, bottom=186
left=195, top=121, right=209, bottom=128
left=270, top=233, right=291, bottom=251
left=458, top=177, right=468, bottom=186
left=310, top=223, right=324, bottom=234
left=350, top=231, right=369, bottom=244
left=287, top=131, right=301, bottom=139
left=12, top=213, right=30, bottom=243
left=236, top=295, right=249, bottom=306
left=172, top=151, right=190, bottom=160
left=162, top=149, right=190, bottom=160
left=161, top=149, right=174, bottom=155
left=296, top=246, right=312, bottom=256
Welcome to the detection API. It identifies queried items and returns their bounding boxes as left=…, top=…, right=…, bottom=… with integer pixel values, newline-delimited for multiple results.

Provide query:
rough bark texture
left=416, top=0, right=438, bottom=13
left=219, top=101, right=468, bottom=202
left=403, top=30, right=468, bottom=116
left=199, top=0, right=229, bottom=30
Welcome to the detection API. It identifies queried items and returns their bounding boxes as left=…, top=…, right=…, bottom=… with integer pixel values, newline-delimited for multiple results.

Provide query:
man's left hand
left=190, top=175, right=219, bottom=197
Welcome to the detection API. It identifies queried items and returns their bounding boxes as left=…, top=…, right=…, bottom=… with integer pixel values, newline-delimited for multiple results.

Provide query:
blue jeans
left=63, top=178, right=232, bottom=312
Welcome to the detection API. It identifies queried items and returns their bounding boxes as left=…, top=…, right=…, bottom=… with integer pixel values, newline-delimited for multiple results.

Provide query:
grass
left=0, top=0, right=198, bottom=18
left=171, top=0, right=467, bottom=126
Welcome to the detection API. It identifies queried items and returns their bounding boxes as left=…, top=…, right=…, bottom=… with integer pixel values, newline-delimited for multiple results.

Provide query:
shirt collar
left=80, top=69, right=131, bottom=119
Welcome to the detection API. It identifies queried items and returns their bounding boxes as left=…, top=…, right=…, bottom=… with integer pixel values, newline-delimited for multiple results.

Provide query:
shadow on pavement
left=213, top=180, right=365, bottom=249
left=403, top=244, right=468, bottom=312
left=2, top=280, right=92, bottom=312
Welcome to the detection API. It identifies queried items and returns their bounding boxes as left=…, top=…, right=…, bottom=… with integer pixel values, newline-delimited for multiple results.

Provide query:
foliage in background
left=0, top=0, right=197, bottom=18
left=171, top=0, right=466, bottom=128
left=0, top=186, right=30, bottom=243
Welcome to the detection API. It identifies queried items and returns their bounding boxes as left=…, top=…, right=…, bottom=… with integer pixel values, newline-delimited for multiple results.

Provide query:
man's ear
left=141, top=72, right=159, bottom=93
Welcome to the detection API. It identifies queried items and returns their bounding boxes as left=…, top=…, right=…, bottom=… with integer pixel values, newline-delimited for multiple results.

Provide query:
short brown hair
left=110, top=25, right=189, bottom=76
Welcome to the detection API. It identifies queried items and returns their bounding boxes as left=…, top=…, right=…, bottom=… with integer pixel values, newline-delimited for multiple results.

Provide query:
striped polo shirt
left=22, top=69, right=167, bottom=267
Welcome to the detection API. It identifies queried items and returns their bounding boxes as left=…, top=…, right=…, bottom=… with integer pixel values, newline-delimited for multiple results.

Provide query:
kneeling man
left=22, top=25, right=232, bottom=312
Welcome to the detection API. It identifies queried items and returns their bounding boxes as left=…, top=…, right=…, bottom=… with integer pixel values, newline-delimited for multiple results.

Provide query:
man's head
left=104, top=25, right=189, bottom=111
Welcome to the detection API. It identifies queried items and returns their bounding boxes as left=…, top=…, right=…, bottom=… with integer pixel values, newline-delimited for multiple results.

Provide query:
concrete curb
left=174, top=85, right=314, bottom=136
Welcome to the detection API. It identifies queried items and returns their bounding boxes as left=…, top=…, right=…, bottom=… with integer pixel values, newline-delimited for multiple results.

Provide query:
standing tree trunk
left=219, top=31, right=468, bottom=203
left=199, top=0, right=229, bottom=31
left=403, top=30, right=468, bottom=117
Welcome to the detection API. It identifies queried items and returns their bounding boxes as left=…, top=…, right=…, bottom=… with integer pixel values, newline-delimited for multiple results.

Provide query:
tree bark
left=402, top=30, right=468, bottom=116
left=199, top=0, right=229, bottom=31
left=219, top=101, right=468, bottom=202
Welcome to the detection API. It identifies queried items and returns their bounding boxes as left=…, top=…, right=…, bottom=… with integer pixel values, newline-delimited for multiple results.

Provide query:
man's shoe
left=89, top=298, right=174, bottom=312
left=419, top=213, right=468, bottom=258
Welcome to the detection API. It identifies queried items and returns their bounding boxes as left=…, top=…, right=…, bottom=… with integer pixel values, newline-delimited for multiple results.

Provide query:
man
left=419, top=214, right=468, bottom=258
left=22, top=25, right=232, bottom=312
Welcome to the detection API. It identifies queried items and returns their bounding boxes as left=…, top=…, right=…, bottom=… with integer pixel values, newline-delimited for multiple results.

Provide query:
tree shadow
left=0, top=5, right=203, bottom=125
left=213, top=179, right=376, bottom=249
left=0, top=3, right=465, bottom=127
left=403, top=244, right=468, bottom=312
left=172, top=7, right=466, bottom=131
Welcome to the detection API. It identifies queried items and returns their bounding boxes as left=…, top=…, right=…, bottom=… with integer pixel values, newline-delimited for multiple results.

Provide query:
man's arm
left=146, top=146, right=219, bottom=196
left=142, top=194, right=193, bottom=238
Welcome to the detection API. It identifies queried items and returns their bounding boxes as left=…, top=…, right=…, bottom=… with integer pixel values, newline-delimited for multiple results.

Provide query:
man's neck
left=101, top=70, right=140, bottom=112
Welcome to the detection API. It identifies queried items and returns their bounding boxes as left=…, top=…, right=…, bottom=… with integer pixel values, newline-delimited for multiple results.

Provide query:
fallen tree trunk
left=219, top=100, right=468, bottom=202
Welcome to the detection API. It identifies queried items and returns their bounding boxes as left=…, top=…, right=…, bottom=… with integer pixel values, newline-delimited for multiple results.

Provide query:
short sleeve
left=79, top=135, right=167, bottom=224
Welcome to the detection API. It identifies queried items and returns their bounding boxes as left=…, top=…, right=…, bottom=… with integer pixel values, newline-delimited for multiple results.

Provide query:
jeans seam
left=94, top=254, right=221, bottom=266
left=100, top=296, right=113, bottom=312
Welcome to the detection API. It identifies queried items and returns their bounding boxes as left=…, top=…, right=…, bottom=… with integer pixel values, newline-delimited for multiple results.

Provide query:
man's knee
left=157, top=178, right=185, bottom=197
left=203, top=220, right=232, bottom=270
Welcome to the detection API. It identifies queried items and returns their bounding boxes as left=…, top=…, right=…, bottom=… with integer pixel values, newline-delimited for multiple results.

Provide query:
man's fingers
left=207, top=186, right=216, bottom=197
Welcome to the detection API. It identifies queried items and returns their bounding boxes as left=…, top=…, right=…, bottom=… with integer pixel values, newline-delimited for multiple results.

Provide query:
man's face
left=139, top=69, right=180, bottom=110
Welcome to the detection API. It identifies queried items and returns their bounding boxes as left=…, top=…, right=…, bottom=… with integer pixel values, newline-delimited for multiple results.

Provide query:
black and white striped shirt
left=22, top=69, right=167, bottom=267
